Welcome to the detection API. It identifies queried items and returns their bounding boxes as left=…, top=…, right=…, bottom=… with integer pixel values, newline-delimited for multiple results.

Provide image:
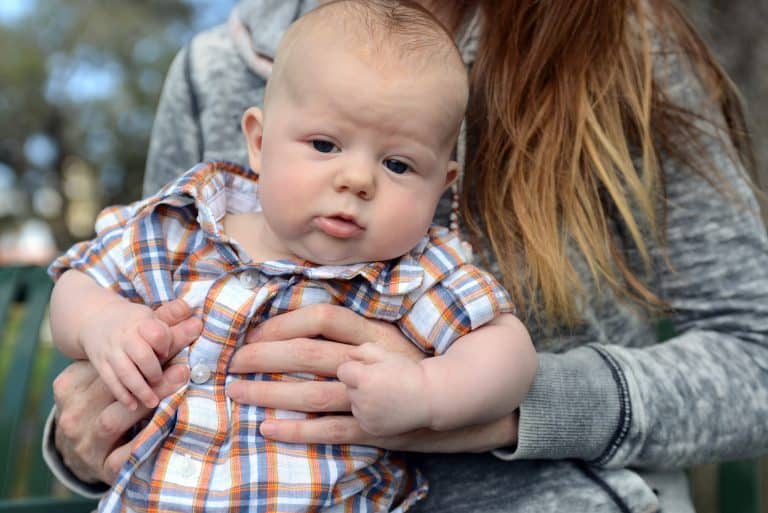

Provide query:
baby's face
left=244, top=40, right=464, bottom=265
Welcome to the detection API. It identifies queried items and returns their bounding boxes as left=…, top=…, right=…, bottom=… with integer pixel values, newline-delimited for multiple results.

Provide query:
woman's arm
left=495, top=49, right=768, bottom=467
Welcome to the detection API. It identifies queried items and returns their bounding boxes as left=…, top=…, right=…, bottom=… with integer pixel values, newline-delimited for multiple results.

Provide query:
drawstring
left=573, top=460, right=634, bottom=513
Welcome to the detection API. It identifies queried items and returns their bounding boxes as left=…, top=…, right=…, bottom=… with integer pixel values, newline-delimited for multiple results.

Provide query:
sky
left=0, top=0, right=34, bottom=24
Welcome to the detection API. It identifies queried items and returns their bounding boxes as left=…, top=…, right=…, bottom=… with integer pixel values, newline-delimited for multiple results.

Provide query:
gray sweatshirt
left=46, top=1, right=768, bottom=511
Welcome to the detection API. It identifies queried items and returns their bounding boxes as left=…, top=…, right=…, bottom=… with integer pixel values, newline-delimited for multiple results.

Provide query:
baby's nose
left=334, top=164, right=376, bottom=199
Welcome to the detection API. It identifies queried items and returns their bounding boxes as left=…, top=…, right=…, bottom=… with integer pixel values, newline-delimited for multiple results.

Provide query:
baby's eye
left=383, top=159, right=411, bottom=175
left=312, top=140, right=339, bottom=153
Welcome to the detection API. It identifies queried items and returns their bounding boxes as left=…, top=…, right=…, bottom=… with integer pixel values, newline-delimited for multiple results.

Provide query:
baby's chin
left=301, top=252, right=376, bottom=267
left=294, top=247, right=394, bottom=267
left=292, top=237, right=420, bottom=266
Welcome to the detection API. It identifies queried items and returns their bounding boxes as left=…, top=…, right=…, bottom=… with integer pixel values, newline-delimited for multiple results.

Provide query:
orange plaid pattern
left=50, top=162, right=513, bottom=513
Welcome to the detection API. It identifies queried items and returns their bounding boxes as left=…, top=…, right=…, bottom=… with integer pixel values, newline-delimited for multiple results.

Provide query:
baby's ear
left=241, top=107, right=264, bottom=172
left=443, top=161, right=460, bottom=191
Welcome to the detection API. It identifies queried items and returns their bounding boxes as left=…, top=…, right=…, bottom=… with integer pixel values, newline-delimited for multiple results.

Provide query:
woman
left=46, top=0, right=768, bottom=511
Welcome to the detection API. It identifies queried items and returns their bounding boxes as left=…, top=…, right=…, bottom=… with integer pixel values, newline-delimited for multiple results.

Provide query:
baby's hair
left=264, top=0, right=467, bottom=109
left=315, top=0, right=462, bottom=63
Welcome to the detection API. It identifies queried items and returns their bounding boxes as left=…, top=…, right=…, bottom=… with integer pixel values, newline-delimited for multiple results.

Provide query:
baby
left=49, top=1, right=536, bottom=512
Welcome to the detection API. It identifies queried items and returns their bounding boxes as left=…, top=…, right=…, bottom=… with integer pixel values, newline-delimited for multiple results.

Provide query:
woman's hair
left=448, top=0, right=755, bottom=325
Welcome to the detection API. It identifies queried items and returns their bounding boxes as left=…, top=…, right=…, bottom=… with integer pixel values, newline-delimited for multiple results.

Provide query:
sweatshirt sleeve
left=496, top=46, right=768, bottom=467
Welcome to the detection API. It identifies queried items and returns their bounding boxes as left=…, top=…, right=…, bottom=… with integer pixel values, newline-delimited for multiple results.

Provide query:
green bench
left=0, top=266, right=98, bottom=512
left=0, top=265, right=763, bottom=512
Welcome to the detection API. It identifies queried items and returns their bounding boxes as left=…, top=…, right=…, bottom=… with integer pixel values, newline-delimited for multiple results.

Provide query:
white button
left=239, top=270, right=260, bottom=289
left=190, top=363, right=211, bottom=384
left=180, top=454, right=198, bottom=479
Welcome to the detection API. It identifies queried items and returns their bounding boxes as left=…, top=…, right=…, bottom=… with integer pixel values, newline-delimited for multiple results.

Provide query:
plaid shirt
left=50, top=161, right=514, bottom=513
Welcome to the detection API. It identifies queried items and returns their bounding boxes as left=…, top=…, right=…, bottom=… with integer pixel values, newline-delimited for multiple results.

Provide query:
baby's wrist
left=78, top=297, right=128, bottom=349
left=417, top=359, right=445, bottom=431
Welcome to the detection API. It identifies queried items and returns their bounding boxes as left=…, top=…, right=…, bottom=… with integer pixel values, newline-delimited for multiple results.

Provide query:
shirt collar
left=154, top=161, right=425, bottom=295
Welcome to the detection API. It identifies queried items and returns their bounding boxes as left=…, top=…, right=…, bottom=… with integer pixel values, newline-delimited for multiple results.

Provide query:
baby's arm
left=50, top=269, right=175, bottom=410
left=337, top=313, right=536, bottom=436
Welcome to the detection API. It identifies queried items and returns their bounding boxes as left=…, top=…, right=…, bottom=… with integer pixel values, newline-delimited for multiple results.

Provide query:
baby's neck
left=223, top=212, right=297, bottom=263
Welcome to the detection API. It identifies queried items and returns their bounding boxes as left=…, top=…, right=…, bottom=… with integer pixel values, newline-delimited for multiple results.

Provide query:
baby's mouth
left=314, top=215, right=364, bottom=239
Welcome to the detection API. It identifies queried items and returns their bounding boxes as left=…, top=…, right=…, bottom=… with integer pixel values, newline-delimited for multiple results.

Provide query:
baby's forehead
left=274, top=1, right=467, bottom=91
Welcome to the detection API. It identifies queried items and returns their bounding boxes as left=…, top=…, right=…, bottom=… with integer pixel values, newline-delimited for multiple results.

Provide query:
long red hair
left=444, top=0, right=755, bottom=325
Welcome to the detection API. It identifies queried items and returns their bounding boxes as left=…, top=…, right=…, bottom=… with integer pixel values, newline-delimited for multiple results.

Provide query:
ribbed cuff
left=492, top=346, right=626, bottom=462
left=42, top=407, right=110, bottom=499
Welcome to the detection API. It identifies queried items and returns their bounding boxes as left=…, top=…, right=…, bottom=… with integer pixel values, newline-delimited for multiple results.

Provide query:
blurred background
left=0, top=0, right=766, bottom=264
left=0, top=0, right=237, bottom=264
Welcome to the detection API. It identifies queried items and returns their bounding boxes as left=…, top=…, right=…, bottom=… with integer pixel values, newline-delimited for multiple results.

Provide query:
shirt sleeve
left=48, top=203, right=143, bottom=302
left=398, top=264, right=515, bottom=355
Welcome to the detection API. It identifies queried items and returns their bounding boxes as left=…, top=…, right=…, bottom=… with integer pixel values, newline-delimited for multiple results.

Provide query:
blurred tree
left=0, top=1, right=200, bottom=250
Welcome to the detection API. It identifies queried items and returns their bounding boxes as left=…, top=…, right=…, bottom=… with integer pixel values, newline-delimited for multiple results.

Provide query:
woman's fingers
left=245, top=304, right=376, bottom=345
left=229, top=338, right=353, bottom=375
left=227, top=380, right=350, bottom=412
left=258, top=413, right=519, bottom=453
left=259, top=415, right=372, bottom=445
left=53, top=362, right=189, bottom=485
left=103, top=441, right=134, bottom=485
left=235, top=305, right=424, bottom=375
left=52, top=360, right=100, bottom=407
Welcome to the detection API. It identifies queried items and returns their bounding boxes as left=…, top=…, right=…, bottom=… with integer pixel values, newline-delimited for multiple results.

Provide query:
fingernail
left=226, top=382, right=240, bottom=400
left=260, top=421, right=275, bottom=437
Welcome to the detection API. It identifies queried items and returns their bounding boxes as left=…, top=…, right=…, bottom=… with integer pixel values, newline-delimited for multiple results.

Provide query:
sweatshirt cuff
left=42, top=407, right=110, bottom=499
left=493, top=345, right=628, bottom=463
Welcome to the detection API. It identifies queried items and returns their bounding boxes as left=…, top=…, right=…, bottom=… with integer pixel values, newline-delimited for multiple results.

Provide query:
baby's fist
left=337, top=343, right=431, bottom=436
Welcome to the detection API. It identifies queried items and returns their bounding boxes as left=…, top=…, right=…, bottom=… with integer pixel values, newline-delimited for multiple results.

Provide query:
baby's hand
left=79, top=299, right=175, bottom=410
left=337, top=343, right=431, bottom=436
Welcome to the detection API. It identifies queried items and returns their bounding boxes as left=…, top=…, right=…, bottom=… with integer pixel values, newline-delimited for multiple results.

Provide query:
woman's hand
left=226, top=304, right=519, bottom=452
left=52, top=298, right=201, bottom=484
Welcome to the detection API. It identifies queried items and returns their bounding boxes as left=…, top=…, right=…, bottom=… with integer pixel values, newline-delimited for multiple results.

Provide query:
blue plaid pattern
left=50, top=161, right=514, bottom=513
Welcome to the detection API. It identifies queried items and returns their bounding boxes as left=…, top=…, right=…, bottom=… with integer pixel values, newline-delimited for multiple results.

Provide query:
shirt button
left=239, top=269, right=260, bottom=289
left=180, top=454, right=199, bottom=479
left=190, top=363, right=211, bottom=384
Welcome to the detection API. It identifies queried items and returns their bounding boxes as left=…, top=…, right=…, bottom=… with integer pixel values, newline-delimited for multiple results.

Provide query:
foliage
left=0, top=1, right=202, bottom=249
